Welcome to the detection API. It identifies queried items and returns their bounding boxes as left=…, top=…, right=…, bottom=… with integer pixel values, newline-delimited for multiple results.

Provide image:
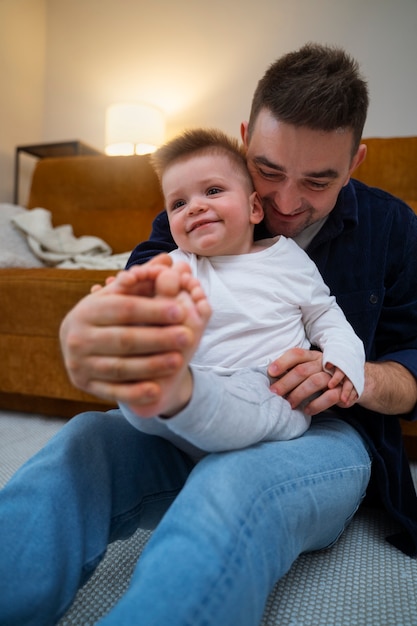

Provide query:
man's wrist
left=359, top=361, right=417, bottom=415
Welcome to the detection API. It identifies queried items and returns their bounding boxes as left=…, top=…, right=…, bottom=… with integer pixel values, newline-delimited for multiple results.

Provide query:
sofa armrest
left=0, top=267, right=115, bottom=410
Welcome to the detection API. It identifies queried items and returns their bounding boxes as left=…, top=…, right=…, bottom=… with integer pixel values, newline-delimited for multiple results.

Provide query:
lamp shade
left=105, top=103, right=165, bottom=155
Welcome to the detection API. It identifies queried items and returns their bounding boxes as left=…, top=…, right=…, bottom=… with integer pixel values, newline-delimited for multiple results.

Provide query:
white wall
left=42, top=0, right=417, bottom=149
left=0, top=0, right=46, bottom=203
left=1, top=0, right=417, bottom=203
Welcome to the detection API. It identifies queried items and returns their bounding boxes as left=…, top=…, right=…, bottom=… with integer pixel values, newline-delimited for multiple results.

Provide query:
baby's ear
left=249, top=192, right=264, bottom=224
left=240, top=121, right=249, bottom=146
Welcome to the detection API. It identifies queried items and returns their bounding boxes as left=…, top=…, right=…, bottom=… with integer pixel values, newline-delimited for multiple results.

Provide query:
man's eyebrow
left=305, top=168, right=339, bottom=179
left=251, top=156, right=339, bottom=179
left=252, top=156, right=284, bottom=171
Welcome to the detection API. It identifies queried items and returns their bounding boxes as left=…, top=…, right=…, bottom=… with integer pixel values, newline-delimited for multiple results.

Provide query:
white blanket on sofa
left=8, top=206, right=131, bottom=269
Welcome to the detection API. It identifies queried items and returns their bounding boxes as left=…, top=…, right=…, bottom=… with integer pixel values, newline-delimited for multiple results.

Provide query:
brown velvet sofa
left=0, top=154, right=164, bottom=418
left=1, top=138, right=416, bottom=456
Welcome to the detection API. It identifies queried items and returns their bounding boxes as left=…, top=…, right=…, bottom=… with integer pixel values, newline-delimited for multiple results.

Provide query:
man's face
left=242, top=109, right=366, bottom=238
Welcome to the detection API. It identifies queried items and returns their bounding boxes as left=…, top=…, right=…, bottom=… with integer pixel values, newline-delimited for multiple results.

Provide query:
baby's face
left=163, top=153, right=262, bottom=256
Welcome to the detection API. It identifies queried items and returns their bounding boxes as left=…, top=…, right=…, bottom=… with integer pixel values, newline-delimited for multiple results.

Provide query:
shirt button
left=369, top=294, right=378, bottom=304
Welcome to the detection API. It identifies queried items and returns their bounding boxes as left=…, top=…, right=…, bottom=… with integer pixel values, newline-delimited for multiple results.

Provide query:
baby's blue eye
left=207, top=187, right=222, bottom=196
left=172, top=200, right=185, bottom=210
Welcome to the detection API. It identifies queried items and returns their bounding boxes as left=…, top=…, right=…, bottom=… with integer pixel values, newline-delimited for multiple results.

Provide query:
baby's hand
left=326, top=364, right=359, bottom=408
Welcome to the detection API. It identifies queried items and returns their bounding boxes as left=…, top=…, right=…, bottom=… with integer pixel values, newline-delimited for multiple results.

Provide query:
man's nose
left=274, top=181, right=301, bottom=215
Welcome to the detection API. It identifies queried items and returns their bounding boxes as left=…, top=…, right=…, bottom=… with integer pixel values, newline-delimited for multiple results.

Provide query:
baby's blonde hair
left=151, top=128, right=254, bottom=191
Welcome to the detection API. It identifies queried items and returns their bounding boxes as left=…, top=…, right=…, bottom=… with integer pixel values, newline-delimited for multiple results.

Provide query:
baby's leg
left=126, top=264, right=211, bottom=419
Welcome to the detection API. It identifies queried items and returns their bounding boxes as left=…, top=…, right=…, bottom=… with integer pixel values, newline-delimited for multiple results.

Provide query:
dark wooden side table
left=14, top=140, right=102, bottom=204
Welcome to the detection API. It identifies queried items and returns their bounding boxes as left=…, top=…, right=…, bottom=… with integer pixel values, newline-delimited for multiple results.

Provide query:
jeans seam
left=109, top=489, right=181, bottom=539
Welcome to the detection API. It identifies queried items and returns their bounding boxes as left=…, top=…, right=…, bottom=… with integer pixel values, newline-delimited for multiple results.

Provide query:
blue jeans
left=0, top=409, right=371, bottom=626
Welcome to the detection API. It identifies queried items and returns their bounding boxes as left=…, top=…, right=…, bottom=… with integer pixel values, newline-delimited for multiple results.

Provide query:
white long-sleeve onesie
left=121, top=236, right=365, bottom=459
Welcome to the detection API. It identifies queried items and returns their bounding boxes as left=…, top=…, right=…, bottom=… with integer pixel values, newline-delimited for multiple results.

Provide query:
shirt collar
left=293, top=217, right=328, bottom=250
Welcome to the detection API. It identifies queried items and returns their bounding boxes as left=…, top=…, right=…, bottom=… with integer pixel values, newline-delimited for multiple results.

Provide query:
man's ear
left=241, top=122, right=249, bottom=147
left=342, top=143, right=367, bottom=187
left=349, top=143, right=367, bottom=177
left=249, top=191, right=264, bottom=224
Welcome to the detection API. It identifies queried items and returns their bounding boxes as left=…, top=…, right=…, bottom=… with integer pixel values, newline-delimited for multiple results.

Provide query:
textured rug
left=1, top=411, right=417, bottom=626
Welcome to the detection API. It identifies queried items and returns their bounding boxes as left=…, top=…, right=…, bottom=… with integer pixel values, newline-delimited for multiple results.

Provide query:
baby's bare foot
left=127, top=264, right=211, bottom=418
left=156, top=266, right=211, bottom=352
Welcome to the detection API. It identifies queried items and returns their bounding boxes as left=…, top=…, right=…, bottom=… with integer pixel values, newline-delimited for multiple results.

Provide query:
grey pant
left=121, top=365, right=311, bottom=459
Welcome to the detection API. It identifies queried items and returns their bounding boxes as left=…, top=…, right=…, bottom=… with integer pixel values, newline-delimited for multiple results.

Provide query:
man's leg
left=99, top=415, right=371, bottom=626
left=0, top=410, right=195, bottom=626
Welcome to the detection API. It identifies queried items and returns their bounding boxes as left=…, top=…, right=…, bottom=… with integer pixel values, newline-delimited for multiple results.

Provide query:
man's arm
left=360, top=361, right=417, bottom=414
left=126, top=211, right=177, bottom=268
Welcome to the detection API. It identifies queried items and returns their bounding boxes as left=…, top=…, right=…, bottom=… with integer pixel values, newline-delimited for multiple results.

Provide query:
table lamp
left=105, top=102, right=165, bottom=155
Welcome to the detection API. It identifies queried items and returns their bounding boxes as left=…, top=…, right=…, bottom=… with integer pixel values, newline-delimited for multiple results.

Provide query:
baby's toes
left=155, top=268, right=182, bottom=297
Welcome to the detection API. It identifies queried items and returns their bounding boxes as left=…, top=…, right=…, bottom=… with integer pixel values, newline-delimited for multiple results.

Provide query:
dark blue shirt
left=127, top=178, right=417, bottom=555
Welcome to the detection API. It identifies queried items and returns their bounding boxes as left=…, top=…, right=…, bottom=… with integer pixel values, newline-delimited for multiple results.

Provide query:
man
left=1, top=43, right=417, bottom=626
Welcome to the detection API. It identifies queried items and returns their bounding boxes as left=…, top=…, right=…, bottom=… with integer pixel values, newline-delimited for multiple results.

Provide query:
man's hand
left=59, top=256, right=195, bottom=409
left=267, top=348, right=358, bottom=415
left=268, top=348, right=417, bottom=416
left=268, top=348, right=337, bottom=415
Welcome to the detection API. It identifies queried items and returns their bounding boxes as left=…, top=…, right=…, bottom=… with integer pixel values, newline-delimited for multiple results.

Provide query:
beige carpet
left=1, top=410, right=417, bottom=626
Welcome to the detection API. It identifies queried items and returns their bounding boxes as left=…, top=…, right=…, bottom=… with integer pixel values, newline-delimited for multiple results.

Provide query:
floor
left=1, top=409, right=417, bottom=625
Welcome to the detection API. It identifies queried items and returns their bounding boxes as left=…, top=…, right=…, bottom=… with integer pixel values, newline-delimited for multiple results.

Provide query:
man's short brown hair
left=248, top=43, right=369, bottom=154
